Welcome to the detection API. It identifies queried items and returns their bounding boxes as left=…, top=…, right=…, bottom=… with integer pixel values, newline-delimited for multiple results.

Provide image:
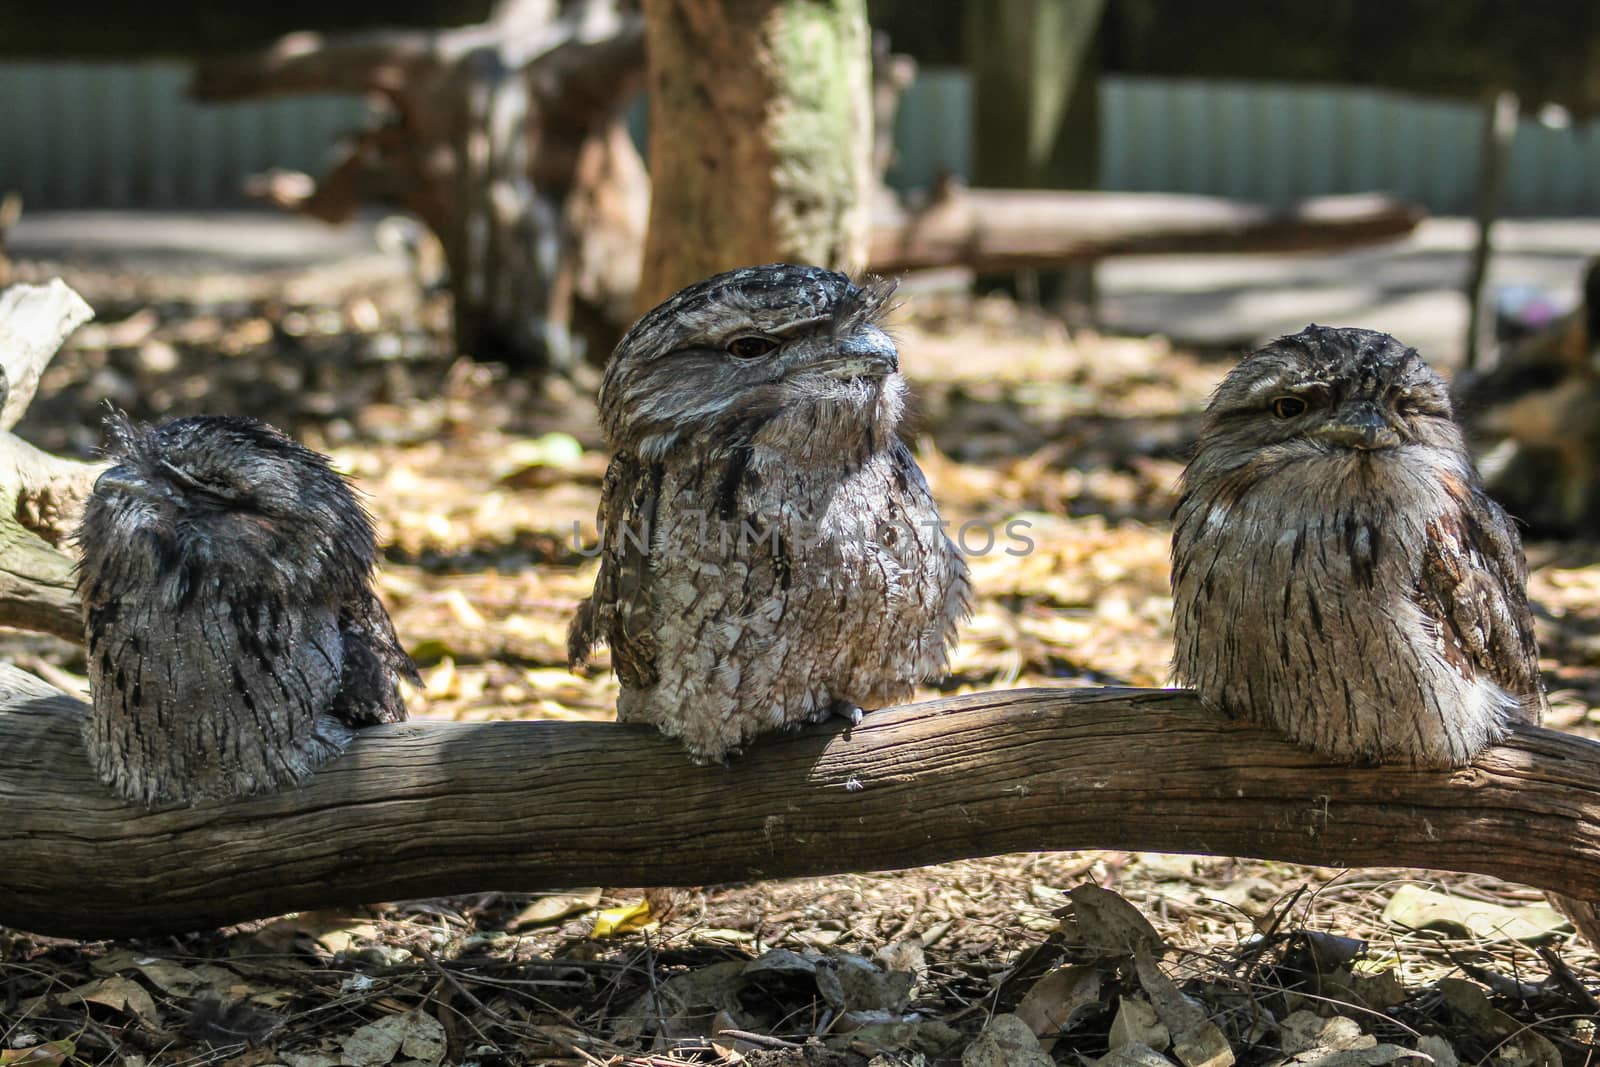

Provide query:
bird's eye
left=1271, top=397, right=1308, bottom=419
left=1393, top=394, right=1435, bottom=418
left=160, top=460, right=239, bottom=503
left=726, top=336, right=778, bottom=359
left=159, top=460, right=206, bottom=491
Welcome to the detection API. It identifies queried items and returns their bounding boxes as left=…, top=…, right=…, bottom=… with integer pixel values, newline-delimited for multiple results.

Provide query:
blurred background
left=1, top=0, right=1599, bottom=598
left=3, top=0, right=1598, bottom=595
left=8, top=2, right=1600, bottom=533
left=5, top=1, right=1600, bottom=368
left=3, top=1, right=1598, bottom=520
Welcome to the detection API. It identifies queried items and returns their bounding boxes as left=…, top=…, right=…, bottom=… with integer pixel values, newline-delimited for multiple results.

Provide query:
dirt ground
left=1, top=245, right=1597, bottom=1066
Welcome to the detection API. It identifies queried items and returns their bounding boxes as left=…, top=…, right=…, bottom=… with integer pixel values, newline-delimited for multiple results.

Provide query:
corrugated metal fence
left=891, top=71, right=1600, bottom=215
left=0, top=62, right=369, bottom=209
left=5, top=61, right=1600, bottom=214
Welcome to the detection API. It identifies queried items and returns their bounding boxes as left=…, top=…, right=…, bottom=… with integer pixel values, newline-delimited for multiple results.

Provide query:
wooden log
left=0, top=438, right=99, bottom=640
left=867, top=189, right=1424, bottom=274
left=1, top=669, right=1596, bottom=941
left=0, top=279, right=92, bottom=430
left=0, top=282, right=104, bottom=641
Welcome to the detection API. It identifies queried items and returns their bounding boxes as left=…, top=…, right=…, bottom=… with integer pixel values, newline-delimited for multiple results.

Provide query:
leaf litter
left=0, top=258, right=1596, bottom=1064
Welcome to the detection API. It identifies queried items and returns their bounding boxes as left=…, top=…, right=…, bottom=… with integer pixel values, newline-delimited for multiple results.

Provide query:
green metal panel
left=0, top=60, right=370, bottom=209
left=892, top=71, right=1600, bottom=216
left=2, top=62, right=1599, bottom=215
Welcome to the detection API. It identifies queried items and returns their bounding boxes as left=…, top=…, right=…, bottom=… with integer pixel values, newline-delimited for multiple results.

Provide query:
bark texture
left=0, top=281, right=104, bottom=642
left=1, top=672, right=1597, bottom=940
left=636, top=0, right=873, bottom=311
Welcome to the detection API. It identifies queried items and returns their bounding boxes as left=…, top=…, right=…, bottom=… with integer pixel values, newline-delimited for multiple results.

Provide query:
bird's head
left=78, top=414, right=377, bottom=601
left=1194, top=325, right=1466, bottom=479
left=598, top=264, right=905, bottom=462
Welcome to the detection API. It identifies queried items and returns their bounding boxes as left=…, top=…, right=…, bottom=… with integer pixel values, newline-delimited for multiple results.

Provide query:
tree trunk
left=968, top=0, right=1104, bottom=316
left=1462, top=88, right=1519, bottom=372
left=635, top=0, right=873, bottom=311
left=1, top=672, right=1597, bottom=940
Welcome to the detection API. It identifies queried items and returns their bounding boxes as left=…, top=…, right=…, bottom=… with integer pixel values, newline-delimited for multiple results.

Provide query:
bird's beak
left=1317, top=401, right=1401, bottom=451
left=812, top=324, right=899, bottom=380
left=94, top=465, right=159, bottom=501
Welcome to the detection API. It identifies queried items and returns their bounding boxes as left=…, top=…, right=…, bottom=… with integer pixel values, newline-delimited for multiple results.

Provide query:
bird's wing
left=330, top=588, right=417, bottom=725
left=568, top=453, right=660, bottom=689
left=1414, top=487, right=1546, bottom=723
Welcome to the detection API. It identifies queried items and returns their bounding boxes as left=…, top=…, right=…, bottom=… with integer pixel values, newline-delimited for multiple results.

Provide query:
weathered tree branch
left=0, top=279, right=91, bottom=430
left=0, top=437, right=99, bottom=640
left=0, top=282, right=103, bottom=641
left=868, top=189, right=1424, bottom=274
left=188, top=28, right=436, bottom=101
left=189, top=3, right=649, bottom=372
left=1, top=669, right=1595, bottom=940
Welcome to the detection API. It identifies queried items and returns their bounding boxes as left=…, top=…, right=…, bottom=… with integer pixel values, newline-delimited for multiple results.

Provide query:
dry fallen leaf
left=1132, top=950, right=1232, bottom=1067
left=105, top=956, right=205, bottom=997
left=1014, top=965, right=1103, bottom=1047
left=1381, top=885, right=1569, bottom=943
left=961, top=1013, right=1054, bottom=1067
left=514, top=887, right=603, bottom=927
left=0, top=1043, right=74, bottom=1066
left=1068, top=885, right=1165, bottom=957
left=590, top=898, right=653, bottom=938
left=1436, top=978, right=1563, bottom=1067
left=340, top=1009, right=446, bottom=1067
left=62, top=975, right=162, bottom=1025
left=1109, top=996, right=1170, bottom=1052
left=1095, top=1043, right=1179, bottom=1066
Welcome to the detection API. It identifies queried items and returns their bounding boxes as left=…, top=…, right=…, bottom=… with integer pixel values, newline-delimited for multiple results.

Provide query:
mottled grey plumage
left=569, top=264, right=971, bottom=762
left=1172, top=325, right=1546, bottom=767
left=77, top=414, right=417, bottom=805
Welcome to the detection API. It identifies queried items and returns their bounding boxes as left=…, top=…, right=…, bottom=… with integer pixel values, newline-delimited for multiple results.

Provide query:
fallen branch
left=0, top=279, right=90, bottom=430
left=868, top=189, right=1424, bottom=274
left=190, top=3, right=649, bottom=372
left=1, top=669, right=1595, bottom=940
left=0, top=281, right=104, bottom=641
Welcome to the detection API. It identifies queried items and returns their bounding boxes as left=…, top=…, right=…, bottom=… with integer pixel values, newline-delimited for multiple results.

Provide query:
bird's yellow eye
left=1272, top=396, right=1307, bottom=418
left=727, top=336, right=778, bottom=359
